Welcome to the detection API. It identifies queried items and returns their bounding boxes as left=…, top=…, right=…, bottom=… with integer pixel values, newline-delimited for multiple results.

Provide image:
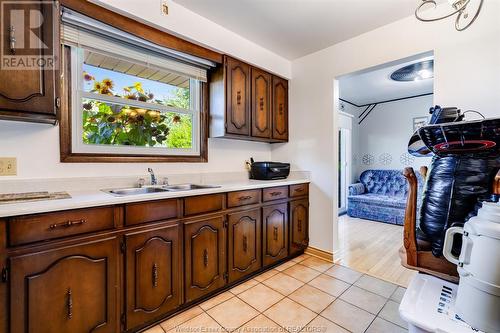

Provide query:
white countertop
left=0, top=175, right=309, bottom=218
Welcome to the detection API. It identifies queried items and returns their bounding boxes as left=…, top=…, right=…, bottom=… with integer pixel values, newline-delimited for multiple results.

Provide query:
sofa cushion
left=359, top=169, right=424, bottom=198
left=348, top=193, right=407, bottom=209
left=348, top=183, right=365, bottom=196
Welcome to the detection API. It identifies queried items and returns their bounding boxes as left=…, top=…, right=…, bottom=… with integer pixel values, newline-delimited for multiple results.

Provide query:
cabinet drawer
left=8, top=206, right=116, bottom=246
left=184, top=194, right=224, bottom=216
left=125, top=199, right=178, bottom=226
left=289, top=183, right=309, bottom=197
left=227, top=189, right=261, bottom=208
left=263, top=186, right=288, bottom=202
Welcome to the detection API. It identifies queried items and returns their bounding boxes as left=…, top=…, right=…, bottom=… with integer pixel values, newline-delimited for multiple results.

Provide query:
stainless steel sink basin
left=104, top=187, right=169, bottom=196
left=102, top=184, right=220, bottom=196
left=162, top=184, right=221, bottom=191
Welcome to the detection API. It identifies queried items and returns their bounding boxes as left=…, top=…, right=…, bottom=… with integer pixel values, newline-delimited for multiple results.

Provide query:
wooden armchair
left=400, top=166, right=459, bottom=282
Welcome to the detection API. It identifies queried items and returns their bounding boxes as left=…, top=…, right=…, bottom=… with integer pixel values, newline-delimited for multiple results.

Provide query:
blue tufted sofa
left=347, top=169, right=423, bottom=225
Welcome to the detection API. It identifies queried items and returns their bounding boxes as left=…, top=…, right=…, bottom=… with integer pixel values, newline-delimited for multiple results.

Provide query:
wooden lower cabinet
left=227, top=209, right=261, bottom=282
left=124, top=222, right=182, bottom=330
left=289, top=200, right=309, bottom=256
left=262, top=204, right=288, bottom=266
left=2, top=183, right=309, bottom=333
left=184, top=216, right=226, bottom=303
left=9, top=237, right=119, bottom=333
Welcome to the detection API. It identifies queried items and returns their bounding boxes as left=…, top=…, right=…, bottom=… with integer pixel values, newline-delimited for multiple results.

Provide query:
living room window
left=60, top=9, right=214, bottom=162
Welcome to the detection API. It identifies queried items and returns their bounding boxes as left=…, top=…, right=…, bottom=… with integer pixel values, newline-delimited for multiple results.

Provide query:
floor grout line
left=152, top=256, right=407, bottom=333
left=202, top=308, right=230, bottom=332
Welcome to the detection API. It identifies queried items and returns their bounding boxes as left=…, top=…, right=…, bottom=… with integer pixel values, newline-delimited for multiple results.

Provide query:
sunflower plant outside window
left=69, top=47, right=202, bottom=157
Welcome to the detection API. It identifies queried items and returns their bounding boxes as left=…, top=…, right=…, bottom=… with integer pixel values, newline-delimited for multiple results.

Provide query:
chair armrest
left=403, top=167, right=418, bottom=267
left=348, top=183, right=365, bottom=196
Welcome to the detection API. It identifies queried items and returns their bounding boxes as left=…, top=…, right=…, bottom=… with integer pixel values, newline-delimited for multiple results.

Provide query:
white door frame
left=338, top=113, right=353, bottom=214
left=332, top=79, right=341, bottom=255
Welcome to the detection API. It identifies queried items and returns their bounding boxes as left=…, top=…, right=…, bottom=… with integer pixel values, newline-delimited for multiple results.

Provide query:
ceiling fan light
left=390, top=60, right=434, bottom=82
left=417, top=69, right=433, bottom=80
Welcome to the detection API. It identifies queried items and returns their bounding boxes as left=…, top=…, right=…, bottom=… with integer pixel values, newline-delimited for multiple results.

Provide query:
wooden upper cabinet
left=0, top=0, right=59, bottom=124
left=225, top=56, right=250, bottom=136
left=289, top=199, right=309, bottom=256
left=9, top=237, right=119, bottom=333
left=227, top=209, right=261, bottom=282
left=272, top=76, right=288, bottom=141
left=251, top=68, right=271, bottom=138
left=209, top=56, right=288, bottom=142
left=124, top=223, right=182, bottom=330
left=262, top=203, right=288, bottom=266
left=184, top=216, right=226, bottom=303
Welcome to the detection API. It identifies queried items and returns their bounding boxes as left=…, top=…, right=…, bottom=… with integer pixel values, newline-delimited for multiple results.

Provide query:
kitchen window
left=60, top=9, right=215, bottom=162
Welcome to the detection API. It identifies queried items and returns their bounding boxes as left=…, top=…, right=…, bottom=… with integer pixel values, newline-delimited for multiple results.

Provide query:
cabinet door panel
left=251, top=68, right=271, bottom=138
left=184, top=217, right=226, bottom=302
left=226, top=56, right=250, bottom=135
left=228, top=209, right=261, bottom=282
left=9, top=237, right=119, bottom=333
left=125, top=223, right=181, bottom=329
left=289, top=200, right=309, bottom=256
left=0, top=0, right=59, bottom=119
left=272, top=76, right=288, bottom=141
left=262, top=204, right=288, bottom=266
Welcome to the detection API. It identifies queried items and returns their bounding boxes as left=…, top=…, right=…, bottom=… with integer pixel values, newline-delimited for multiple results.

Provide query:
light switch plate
left=0, top=157, right=17, bottom=176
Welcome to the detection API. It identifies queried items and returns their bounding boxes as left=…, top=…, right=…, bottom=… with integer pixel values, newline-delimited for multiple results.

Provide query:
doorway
left=334, top=51, right=435, bottom=286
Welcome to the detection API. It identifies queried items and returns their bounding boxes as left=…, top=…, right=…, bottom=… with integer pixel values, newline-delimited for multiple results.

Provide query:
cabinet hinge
left=120, top=313, right=126, bottom=326
left=223, top=272, right=228, bottom=282
left=223, top=218, right=228, bottom=228
left=1, top=267, right=8, bottom=283
left=120, top=240, right=126, bottom=253
left=55, top=97, right=61, bottom=108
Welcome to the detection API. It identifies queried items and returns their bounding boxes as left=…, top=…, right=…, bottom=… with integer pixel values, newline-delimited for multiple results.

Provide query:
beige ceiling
left=173, top=0, right=424, bottom=60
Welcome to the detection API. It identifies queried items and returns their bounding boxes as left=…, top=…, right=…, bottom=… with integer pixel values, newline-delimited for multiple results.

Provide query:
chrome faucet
left=148, top=168, right=157, bottom=185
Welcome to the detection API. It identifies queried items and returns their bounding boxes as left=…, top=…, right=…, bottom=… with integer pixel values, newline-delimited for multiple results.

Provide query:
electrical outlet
left=0, top=157, right=17, bottom=176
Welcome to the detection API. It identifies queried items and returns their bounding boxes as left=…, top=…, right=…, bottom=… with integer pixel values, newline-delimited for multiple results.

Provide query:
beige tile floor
left=144, top=255, right=408, bottom=333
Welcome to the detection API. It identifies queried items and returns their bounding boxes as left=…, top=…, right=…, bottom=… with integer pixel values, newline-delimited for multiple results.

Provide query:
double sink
left=103, top=184, right=220, bottom=197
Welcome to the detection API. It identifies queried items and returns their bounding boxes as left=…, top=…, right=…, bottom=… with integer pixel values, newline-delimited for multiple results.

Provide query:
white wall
left=343, top=95, right=434, bottom=181
left=0, top=0, right=291, bottom=180
left=272, top=1, right=500, bottom=254
left=0, top=120, right=272, bottom=179
left=91, top=0, right=291, bottom=78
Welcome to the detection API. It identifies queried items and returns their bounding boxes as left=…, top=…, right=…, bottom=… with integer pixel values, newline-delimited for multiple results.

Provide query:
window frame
left=60, top=46, right=208, bottom=163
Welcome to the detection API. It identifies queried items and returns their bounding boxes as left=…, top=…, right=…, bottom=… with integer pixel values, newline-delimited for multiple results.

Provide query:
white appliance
left=443, top=201, right=500, bottom=333
left=399, top=273, right=485, bottom=333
